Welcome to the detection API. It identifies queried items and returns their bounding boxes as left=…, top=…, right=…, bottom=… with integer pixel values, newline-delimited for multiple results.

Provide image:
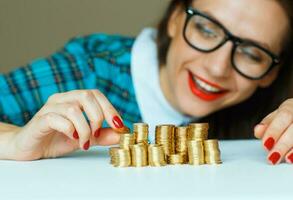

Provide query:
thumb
left=91, top=128, right=122, bottom=146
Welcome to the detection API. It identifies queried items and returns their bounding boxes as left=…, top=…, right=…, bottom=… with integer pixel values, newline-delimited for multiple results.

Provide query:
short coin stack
left=108, top=122, right=222, bottom=167
left=204, top=139, right=222, bottom=164
left=148, top=144, right=167, bottom=166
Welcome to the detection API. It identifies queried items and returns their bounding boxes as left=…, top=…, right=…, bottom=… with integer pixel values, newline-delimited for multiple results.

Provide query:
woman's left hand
left=254, top=98, right=293, bottom=165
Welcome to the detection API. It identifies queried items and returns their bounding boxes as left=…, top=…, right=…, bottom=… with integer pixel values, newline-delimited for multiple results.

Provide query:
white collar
left=131, top=28, right=194, bottom=142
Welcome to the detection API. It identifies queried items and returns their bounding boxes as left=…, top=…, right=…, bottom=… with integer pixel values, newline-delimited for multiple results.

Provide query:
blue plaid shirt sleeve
left=0, top=34, right=142, bottom=127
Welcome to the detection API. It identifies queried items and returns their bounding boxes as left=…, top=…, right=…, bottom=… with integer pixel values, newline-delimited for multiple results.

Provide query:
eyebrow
left=200, top=9, right=274, bottom=52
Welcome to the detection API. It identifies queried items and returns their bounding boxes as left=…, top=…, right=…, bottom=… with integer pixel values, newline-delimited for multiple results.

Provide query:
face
left=160, top=0, right=289, bottom=117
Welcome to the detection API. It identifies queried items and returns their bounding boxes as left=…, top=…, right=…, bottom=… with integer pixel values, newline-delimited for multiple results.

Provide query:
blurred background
left=0, top=0, right=168, bottom=72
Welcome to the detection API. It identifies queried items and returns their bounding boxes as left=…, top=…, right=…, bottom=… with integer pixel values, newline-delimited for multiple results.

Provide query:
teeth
left=194, top=78, right=222, bottom=93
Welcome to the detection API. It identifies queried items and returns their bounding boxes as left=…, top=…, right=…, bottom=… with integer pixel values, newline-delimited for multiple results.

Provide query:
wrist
left=0, top=123, right=21, bottom=160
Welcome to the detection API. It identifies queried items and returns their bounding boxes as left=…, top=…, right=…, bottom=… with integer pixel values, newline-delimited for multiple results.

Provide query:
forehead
left=191, top=0, right=289, bottom=53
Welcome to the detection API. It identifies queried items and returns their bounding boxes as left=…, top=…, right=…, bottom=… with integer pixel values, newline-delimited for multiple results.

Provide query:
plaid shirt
left=0, top=33, right=142, bottom=129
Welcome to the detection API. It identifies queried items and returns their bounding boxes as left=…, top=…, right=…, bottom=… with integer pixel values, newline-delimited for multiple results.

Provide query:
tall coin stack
left=155, top=125, right=175, bottom=156
left=204, top=140, right=222, bottom=164
left=187, top=140, right=205, bottom=165
left=164, top=126, right=189, bottom=165
left=133, top=123, right=149, bottom=145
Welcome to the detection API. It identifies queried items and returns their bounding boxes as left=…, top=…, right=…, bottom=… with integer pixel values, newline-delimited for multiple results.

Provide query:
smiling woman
left=157, top=0, right=293, bottom=140
left=0, top=0, right=292, bottom=165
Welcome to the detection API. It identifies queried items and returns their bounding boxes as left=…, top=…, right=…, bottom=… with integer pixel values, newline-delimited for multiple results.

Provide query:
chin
left=176, top=97, right=218, bottom=118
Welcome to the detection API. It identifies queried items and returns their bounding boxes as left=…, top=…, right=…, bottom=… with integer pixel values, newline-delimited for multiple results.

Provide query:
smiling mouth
left=188, top=71, right=229, bottom=101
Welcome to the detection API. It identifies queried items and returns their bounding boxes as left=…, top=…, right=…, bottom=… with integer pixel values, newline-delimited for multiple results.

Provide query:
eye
left=194, top=20, right=218, bottom=39
left=238, top=47, right=263, bottom=63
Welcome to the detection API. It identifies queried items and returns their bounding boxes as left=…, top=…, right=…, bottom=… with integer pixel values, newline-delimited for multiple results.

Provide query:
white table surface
left=0, top=140, right=292, bottom=200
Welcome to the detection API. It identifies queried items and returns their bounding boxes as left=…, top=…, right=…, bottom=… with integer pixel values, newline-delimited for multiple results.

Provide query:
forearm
left=0, top=122, right=20, bottom=160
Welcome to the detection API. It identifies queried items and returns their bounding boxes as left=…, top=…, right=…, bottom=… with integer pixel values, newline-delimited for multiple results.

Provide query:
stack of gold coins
left=175, top=126, right=188, bottom=155
left=133, top=123, right=149, bottom=145
left=109, top=122, right=223, bottom=167
left=187, top=123, right=209, bottom=140
left=130, top=143, right=148, bottom=167
left=148, top=144, right=166, bottom=167
left=167, top=153, right=187, bottom=165
left=204, top=140, right=222, bottom=164
left=155, top=125, right=175, bottom=156
left=187, top=140, right=205, bottom=165
left=119, top=133, right=135, bottom=150
left=109, top=147, right=120, bottom=165
left=109, top=147, right=131, bottom=167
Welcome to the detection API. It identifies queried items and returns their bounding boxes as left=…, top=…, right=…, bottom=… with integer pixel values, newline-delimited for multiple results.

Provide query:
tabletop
left=0, top=140, right=292, bottom=200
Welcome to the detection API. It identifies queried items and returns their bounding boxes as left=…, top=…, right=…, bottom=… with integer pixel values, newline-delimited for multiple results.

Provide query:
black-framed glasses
left=183, top=7, right=281, bottom=80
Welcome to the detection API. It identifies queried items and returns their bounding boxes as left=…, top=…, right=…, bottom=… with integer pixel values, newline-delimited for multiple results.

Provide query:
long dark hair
left=157, top=0, right=293, bottom=139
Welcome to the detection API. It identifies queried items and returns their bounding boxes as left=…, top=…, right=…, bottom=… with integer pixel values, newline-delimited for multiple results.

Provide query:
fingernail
left=287, top=153, right=293, bottom=163
left=269, top=152, right=281, bottom=165
left=73, top=131, right=79, bottom=139
left=264, top=137, right=275, bottom=151
left=83, top=140, right=90, bottom=151
left=94, top=129, right=101, bottom=138
left=112, top=116, right=124, bottom=129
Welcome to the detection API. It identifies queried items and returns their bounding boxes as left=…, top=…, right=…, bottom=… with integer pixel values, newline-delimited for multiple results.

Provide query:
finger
left=267, top=124, right=293, bottom=165
left=47, top=91, right=104, bottom=136
left=23, top=113, right=77, bottom=149
left=91, top=128, right=121, bottom=146
left=44, top=103, right=92, bottom=150
left=285, top=149, right=293, bottom=164
left=254, top=123, right=268, bottom=139
left=254, top=111, right=277, bottom=139
left=261, top=110, right=292, bottom=151
left=92, top=90, right=126, bottom=132
left=260, top=110, right=277, bottom=125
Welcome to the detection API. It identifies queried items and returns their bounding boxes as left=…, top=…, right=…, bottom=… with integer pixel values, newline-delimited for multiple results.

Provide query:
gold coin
left=119, top=133, right=135, bottom=150
left=130, top=143, right=148, bottom=167
left=175, top=126, right=188, bottom=155
left=187, top=123, right=209, bottom=140
left=148, top=144, right=166, bottom=166
left=167, top=153, right=187, bottom=165
left=204, top=139, right=222, bottom=164
left=155, top=124, right=175, bottom=156
left=133, top=123, right=149, bottom=144
left=187, top=140, right=205, bottom=165
left=109, top=147, right=131, bottom=167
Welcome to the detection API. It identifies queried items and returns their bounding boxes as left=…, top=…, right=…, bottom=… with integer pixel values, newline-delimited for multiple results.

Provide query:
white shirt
left=131, top=28, right=195, bottom=142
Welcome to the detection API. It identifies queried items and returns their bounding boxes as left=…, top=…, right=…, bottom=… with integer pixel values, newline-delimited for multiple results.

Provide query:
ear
left=258, top=66, right=280, bottom=88
left=167, top=6, right=184, bottom=38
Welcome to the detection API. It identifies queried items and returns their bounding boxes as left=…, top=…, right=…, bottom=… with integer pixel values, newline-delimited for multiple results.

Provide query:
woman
left=0, top=0, right=292, bottom=164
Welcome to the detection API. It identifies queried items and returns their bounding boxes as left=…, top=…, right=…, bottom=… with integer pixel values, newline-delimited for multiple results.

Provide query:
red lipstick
left=188, top=71, right=228, bottom=101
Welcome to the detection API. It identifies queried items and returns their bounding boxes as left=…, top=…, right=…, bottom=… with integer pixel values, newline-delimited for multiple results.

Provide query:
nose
left=203, top=42, right=234, bottom=78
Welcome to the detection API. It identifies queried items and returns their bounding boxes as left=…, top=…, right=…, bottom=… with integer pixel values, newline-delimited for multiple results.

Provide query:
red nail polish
left=83, top=140, right=90, bottom=150
left=94, top=129, right=101, bottom=138
left=112, top=116, right=124, bottom=129
left=269, top=152, right=281, bottom=165
left=264, top=137, right=275, bottom=151
left=287, top=153, right=293, bottom=163
left=73, top=131, right=79, bottom=139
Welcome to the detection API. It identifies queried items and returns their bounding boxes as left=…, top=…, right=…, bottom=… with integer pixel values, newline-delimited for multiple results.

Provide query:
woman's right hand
left=10, top=90, right=126, bottom=161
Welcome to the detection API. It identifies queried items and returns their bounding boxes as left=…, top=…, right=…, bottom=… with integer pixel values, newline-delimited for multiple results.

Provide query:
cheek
left=166, top=35, right=199, bottom=76
left=229, top=76, right=259, bottom=105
